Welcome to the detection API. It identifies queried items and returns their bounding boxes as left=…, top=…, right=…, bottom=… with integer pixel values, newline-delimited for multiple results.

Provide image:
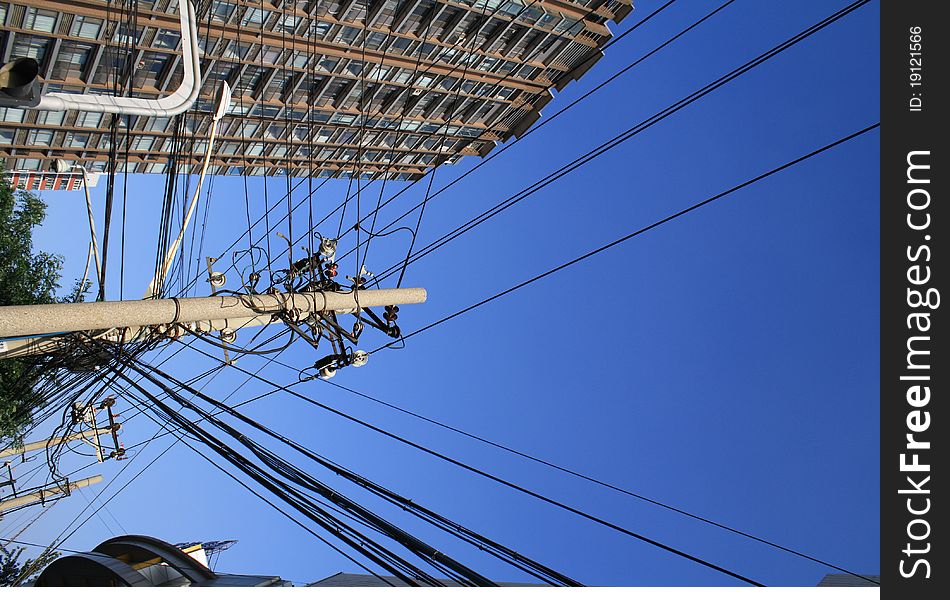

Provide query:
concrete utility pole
left=0, top=476, right=103, bottom=513
left=0, top=428, right=116, bottom=460
left=0, top=288, right=426, bottom=339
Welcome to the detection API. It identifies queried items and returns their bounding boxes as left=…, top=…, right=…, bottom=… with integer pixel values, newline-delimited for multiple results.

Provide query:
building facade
left=4, top=168, right=100, bottom=189
left=1, top=0, right=632, bottom=181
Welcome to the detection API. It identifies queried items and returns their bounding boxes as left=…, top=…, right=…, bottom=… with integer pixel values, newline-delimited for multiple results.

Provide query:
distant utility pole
left=0, top=288, right=426, bottom=358
left=0, top=398, right=124, bottom=517
left=0, top=476, right=103, bottom=514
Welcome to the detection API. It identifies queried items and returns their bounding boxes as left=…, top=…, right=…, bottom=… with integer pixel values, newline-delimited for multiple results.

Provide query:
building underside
left=1, top=0, right=633, bottom=180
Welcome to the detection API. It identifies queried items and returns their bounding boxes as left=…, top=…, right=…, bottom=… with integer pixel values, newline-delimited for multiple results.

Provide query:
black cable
left=377, top=122, right=879, bottom=351
left=365, top=0, right=873, bottom=286
left=171, top=337, right=763, bottom=586
left=131, top=355, right=581, bottom=586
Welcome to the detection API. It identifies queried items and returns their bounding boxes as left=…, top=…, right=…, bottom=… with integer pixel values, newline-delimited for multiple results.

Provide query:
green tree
left=0, top=174, right=64, bottom=443
left=1, top=544, right=60, bottom=586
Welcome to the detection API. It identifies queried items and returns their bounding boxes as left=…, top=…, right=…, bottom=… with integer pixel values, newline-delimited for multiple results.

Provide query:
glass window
left=27, top=130, right=54, bottom=145
left=11, top=34, right=52, bottom=63
left=131, top=136, right=155, bottom=151
left=75, top=112, right=102, bottom=128
left=49, top=40, right=94, bottom=80
left=222, top=41, right=251, bottom=60
left=0, top=128, right=14, bottom=145
left=24, top=7, right=57, bottom=33
left=148, top=117, right=170, bottom=131
left=36, top=111, right=65, bottom=125
left=210, top=0, right=234, bottom=22
left=63, top=132, right=90, bottom=148
left=133, top=52, right=168, bottom=88
left=259, top=46, right=282, bottom=64
left=0, top=107, right=26, bottom=123
left=154, top=29, right=181, bottom=49
left=70, top=15, right=103, bottom=39
left=275, top=14, right=300, bottom=34
left=241, top=8, right=271, bottom=27
left=16, top=158, right=42, bottom=170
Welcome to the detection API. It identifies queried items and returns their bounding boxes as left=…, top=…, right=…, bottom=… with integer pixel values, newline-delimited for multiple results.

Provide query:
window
left=24, top=7, right=57, bottom=33
left=11, top=34, right=51, bottom=63
left=63, top=132, right=90, bottom=148
left=49, top=40, right=94, bottom=80
left=275, top=14, right=300, bottom=34
left=133, top=52, right=168, bottom=88
left=36, top=111, right=65, bottom=125
left=222, top=41, right=251, bottom=60
left=219, top=142, right=240, bottom=155
left=0, top=107, right=26, bottom=123
left=0, top=128, right=14, bottom=145
left=290, top=52, right=309, bottom=69
left=70, top=15, right=103, bottom=39
left=246, top=143, right=264, bottom=156
left=210, top=0, right=234, bottom=22
left=259, top=46, right=282, bottom=64
left=131, top=136, right=155, bottom=152
left=113, top=23, right=143, bottom=45
left=154, top=29, right=181, bottom=49
left=148, top=117, right=170, bottom=131
left=75, top=112, right=102, bottom=128
left=241, top=8, right=271, bottom=27
left=27, top=130, right=54, bottom=145
left=16, top=159, right=42, bottom=171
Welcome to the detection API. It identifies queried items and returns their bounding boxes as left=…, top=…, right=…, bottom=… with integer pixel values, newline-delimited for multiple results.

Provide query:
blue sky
left=13, top=0, right=879, bottom=586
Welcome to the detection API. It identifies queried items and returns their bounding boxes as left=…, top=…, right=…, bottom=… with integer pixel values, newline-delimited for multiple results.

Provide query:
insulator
left=319, top=237, right=338, bottom=258
left=319, top=366, right=336, bottom=380
left=220, top=328, right=237, bottom=343
left=351, top=350, right=369, bottom=368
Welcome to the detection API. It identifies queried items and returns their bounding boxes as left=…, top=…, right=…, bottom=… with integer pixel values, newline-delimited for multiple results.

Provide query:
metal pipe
left=34, top=2, right=200, bottom=116
left=0, top=288, right=426, bottom=339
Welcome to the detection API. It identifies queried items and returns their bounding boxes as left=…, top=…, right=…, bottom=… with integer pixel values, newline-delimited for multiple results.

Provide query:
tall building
left=1, top=0, right=633, bottom=181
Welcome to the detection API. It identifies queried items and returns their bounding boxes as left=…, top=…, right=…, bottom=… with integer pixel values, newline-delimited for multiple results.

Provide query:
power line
left=377, top=122, right=879, bottom=350
left=171, top=337, right=764, bottom=586
left=364, top=0, right=873, bottom=286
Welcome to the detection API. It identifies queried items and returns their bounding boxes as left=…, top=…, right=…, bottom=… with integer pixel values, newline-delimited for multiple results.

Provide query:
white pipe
left=76, top=241, right=94, bottom=303
left=34, top=1, right=201, bottom=116
left=77, top=166, right=103, bottom=295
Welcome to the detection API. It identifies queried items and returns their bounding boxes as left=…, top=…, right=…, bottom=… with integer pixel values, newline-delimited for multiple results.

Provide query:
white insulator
left=319, top=366, right=336, bottom=380
left=351, top=350, right=369, bottom=367
left=319, top=237, right=338, bottom=259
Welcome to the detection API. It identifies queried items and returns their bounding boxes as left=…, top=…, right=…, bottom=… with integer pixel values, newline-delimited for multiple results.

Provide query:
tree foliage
left=0, top=174, right=64, bottom=443
left=0, top=544, right=60, bottom=586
